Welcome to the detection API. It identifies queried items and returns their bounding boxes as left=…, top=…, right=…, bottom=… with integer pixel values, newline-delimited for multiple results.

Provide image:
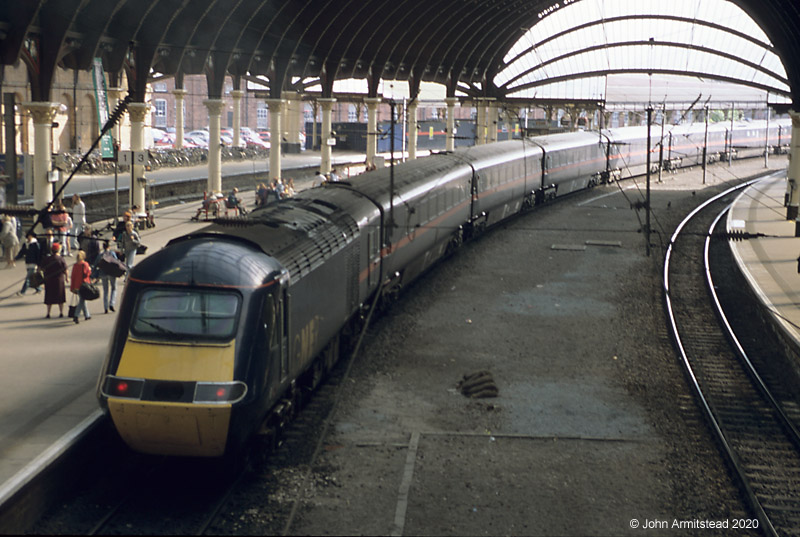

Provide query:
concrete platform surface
left=729, top=174, right=800, bottom=354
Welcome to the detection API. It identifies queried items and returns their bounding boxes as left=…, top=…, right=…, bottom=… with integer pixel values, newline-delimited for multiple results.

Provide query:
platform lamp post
left=646, top=106, right=653, bottom=257
left=3, top=93, right=17, bottom=206
left=702, top=106, right=709, bottom=185
left=387, top=99, right=396, bottom=249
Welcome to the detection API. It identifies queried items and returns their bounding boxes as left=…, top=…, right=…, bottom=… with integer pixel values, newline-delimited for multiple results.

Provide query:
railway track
left=31, top=363, right=348, bottom=535
left=30, top=286, right=373, bottom=535
left=664, top=175, right=800, bottom=536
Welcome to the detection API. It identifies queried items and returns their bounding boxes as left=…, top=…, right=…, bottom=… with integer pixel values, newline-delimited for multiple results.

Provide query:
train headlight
left=102, top=376, right=145, bottom=399
left=194, top=381, right=248, bottom=404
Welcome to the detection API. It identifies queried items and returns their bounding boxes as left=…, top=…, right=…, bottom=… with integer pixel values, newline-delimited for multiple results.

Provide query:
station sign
left=118, top=150, right=149, bottom=166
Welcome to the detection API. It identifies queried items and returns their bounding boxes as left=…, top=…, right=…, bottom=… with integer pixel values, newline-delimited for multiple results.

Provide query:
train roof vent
left=278, top=212, right=358, bottom=279
left=311, top=199, right=338, bottom=212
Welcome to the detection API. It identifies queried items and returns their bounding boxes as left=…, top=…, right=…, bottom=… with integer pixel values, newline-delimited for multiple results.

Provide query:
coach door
left=367, top=226, right=380, bottom=289
left=266, top=279, right=290, bottom=383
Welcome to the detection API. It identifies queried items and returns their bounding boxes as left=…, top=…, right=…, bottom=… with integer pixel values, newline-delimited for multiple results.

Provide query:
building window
left=153, top=82, right=167, bottom=93
left=257, top=106, right=268, bottom=129
left=154, top=99, right=167, bottom=128
left=348, top=105, right=357, bottom=122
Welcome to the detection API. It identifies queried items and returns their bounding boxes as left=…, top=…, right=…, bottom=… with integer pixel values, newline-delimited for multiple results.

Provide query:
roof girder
left=0, top=0, right=798, bottom=106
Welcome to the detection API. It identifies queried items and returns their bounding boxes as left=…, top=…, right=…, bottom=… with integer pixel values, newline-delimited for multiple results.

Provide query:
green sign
left=92, top=57, right=114, bottom=159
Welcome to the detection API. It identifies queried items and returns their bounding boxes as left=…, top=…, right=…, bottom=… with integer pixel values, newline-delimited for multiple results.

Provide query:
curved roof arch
left=495, top=0, right=791, bottom=101
left=1, top=0, right=799, bottom=107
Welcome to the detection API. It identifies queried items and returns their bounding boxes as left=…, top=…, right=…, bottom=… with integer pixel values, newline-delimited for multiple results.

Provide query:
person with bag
left=70, top=250, right=93, bottom=324
left=49, top=201, right=71, bottom=256
left=40, top=242, right=68, bottom=319
left=18, top=232, right=42, bottom=295
left=120, top=220, right=141, bottom=270
left=93, top=241, right=121, bottom=313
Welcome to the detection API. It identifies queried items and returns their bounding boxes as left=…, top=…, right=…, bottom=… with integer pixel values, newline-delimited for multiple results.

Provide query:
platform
left=728, top=174, right=800, bottom=361
left=0, top=150, right=378, bottom=517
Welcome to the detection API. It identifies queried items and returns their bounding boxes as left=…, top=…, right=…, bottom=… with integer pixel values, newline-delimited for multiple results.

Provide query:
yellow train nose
left=107, top=400, right=233, bottom=457
left=101, top=338, right=246, bottom=457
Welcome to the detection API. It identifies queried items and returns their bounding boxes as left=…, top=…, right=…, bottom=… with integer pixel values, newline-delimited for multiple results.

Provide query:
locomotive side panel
left=285, top=244, right=356, bottom=379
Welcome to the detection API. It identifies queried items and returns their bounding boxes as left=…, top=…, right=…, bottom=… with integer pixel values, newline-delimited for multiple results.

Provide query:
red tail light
left=194, top=382, right=247, bottom=404
left=103, top=376, right=144, bottom=399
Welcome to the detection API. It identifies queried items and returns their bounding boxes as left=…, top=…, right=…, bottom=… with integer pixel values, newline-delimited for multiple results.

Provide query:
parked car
left=242, top=130, right=270, bottom=149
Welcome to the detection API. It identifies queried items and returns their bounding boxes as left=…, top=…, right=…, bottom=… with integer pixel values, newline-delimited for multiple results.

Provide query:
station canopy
left=1, top=0, right=798, bottom=107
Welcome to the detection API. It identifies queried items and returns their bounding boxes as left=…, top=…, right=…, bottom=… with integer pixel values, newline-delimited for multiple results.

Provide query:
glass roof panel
left=498, top=0, right=788, bottom=101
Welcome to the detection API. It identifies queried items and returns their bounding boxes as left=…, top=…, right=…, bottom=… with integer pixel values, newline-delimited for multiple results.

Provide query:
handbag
left=97, top=251, right=127, bottom=278
left=136, top=244, right=148, bottom=255
left=79, top=281, right=100, bottom=301
left=68, top=293, right=77, bottom=317
left=29, top=269, right=45, bottom=288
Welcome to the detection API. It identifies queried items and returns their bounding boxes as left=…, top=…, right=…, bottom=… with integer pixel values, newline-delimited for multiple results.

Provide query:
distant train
left=96, top=118, right=789, bottom=457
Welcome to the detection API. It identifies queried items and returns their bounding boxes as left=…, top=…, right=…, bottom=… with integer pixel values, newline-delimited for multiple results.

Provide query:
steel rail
left=663, top=176, right=778, bottom=536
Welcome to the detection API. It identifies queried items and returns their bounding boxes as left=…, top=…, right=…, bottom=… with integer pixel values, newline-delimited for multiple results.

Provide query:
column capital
left=171, top=88, right=188, bottom=98
left=22, top=102, right=59, bottom=124
left=318, top=98, right=337, bottom=110
left=128, top=102, right=150, bottom=123
left=265, top=98, right=285, bottom=110
left=108, top=87, right=125, bottom=101
left=364, top=97, right=382, bottom=106
left=203, top=99, right=225, bottom=116
left=230, top=90, right=245, bottom=100
left=790, top=110, right=800, bottom=128
left=445, top=97, right=459, bottom=106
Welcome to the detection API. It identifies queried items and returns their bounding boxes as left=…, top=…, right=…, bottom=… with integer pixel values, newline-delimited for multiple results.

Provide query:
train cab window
left=131, top=288, right=241, bottom=341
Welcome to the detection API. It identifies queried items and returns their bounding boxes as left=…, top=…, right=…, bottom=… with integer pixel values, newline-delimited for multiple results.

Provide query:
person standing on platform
left=18, top=232, right=42, bottom=295
left=255, top=182, right=269, bottom=207
left=120, top=220, right=141, bottom=270
left=42, top=228, right=56, bottom=254
left=50, top=201, right=71, bottom=256
left=71, top=194, right=86, bottom=252
left=40, top=243, right=67, bottom=318
left=114, top=211, right=133, bottom=242
left=79, top=224, right=100, bottom=266
left=70, top=250, right=92, bottom=324
left=1, top=215, right=19, bottom=268
left=93, top=240, right=119, bottom=314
